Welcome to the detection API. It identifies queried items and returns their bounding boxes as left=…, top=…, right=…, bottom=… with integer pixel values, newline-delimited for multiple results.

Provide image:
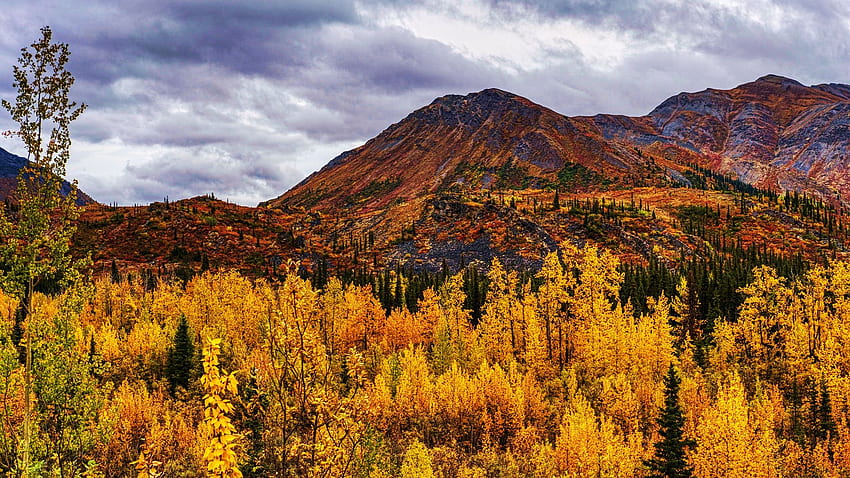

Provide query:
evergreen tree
left=110, top=259, right=121, bottom=283
left=811, top=380, right=836, bottom=444
left=165, top=314, right=195, bottom=393
left=645, top=364, right=695, bottom=478
left=553, top=189, right=560, bottom=210
left=394, top=273, right=403, bottom=310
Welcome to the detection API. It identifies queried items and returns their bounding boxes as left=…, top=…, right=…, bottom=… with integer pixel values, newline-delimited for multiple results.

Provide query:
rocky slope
left=644, top=74, right=850, bottom=199
left=263, top=88, right=665, bottom=213
left=76, top=75, right=850, bottom=276
left=267, top=75, right=850, bottom=214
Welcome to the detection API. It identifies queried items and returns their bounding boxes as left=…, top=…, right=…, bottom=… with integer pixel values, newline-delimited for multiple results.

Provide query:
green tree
left=644, top=364, right=694, bottom=478
left=110, top=259, right=120, bottom=284
left=0, top=25, right=87, bottom=474
left=165, top=314, right=195, bottom=393
left=811, top=380, right=836, bottom=446
left=32, top=287, right=104, bottom=476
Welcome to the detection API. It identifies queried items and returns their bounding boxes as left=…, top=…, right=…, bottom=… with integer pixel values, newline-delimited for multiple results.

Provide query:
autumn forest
left=6, top=24, right=850, bottom=478
left=5, top=244, right=850, bottom=476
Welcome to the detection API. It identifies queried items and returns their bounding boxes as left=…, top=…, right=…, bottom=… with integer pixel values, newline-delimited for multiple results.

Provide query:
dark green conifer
left=165, top=314, right=195, bottom=393
left=11, top=294, right=26, bottom=364
left=394, top=274, right=404, bottom=310
left=810, top=380, right=836, bottom=445
left=110, top=259, right=120, bottom=284
left=645, top=364, right=695, bottom=478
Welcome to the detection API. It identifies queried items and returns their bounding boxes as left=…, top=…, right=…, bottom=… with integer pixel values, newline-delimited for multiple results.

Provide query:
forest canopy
left=0, top=245, right=849, bottom=476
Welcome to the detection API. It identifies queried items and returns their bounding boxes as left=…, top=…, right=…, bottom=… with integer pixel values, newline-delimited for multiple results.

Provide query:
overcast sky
left=0, top=0, right=848, bottom=205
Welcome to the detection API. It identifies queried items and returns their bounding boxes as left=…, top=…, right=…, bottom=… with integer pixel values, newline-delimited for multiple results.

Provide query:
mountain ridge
left=74, top=75, right=850, bottom=276
left=265, top=74, right=850, bottom=214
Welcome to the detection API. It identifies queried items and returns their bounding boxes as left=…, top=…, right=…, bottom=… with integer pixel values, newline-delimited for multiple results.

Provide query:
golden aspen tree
left=432, top=273, right=479, bottom=374
left=477, top=362, right=523, bottom=449
left=796, top=265, right=829, bottom=361
left=181, top=271, right=266, bottom=369
left=318, top=277, right=344, bottom=355
left=478, top=259, right=518, bottom=363
left=736, top=265, right=793, bottom=384
left=201, top=337, right=242, bottom=478
left=415, top=288, right=443, bottom=346
left=690, top=373, right=778, bottom=478
left=433, top=362, right=481, bottom=449
left=261, top=273, right=366, bottom=477
left=595, top=372, right=641, bottom=436
left=522, top=304, right=551, bottom=380
left=570, top=244, right=622, bottom=323
left=394, top=346, right=434, bottom=439
left=554, top=393, right=642, bottom=478
left=384, top=307, right=423, bottom=350
left=820, top=262, right=850, bottom=378
left=400, top=439, right=436, bottom=478
left=95, top=380, right=159, bottom=474
left=341, top=283, right=385, bottom=352
left=536, top=251, right=572, bottom=368
left=631, top=296, right=676, bottom=427
left=567, top=245, right=625, bottom=384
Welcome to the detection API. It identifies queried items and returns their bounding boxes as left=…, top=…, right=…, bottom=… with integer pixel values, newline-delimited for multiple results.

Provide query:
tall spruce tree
left=645, top=364, right=695, bottom=478
left=110, top=258, right=120, bottom=283
left=811, top=379, right=836, bottom=445
left=166, top=314, right=195, bottom=393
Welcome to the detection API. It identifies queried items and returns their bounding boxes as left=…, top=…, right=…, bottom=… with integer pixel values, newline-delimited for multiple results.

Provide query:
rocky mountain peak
left=752, top=74, right=804, bottom=87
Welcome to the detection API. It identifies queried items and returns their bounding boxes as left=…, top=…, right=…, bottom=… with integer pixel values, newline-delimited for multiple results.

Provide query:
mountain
left=0, top=147, right=95, bottom=205
left=75, top=75, right=850, bottom=277
left=644, top=74, right=850, bottom=199
left=262, top=88, right=664, bottom=212
left=267, top=75, right=850, bottom=213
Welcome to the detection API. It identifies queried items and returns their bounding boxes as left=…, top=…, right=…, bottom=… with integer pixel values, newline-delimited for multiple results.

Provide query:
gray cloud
left=120, top=145, right=296, bottom=204
left=0, top=0, right=848, bottom=206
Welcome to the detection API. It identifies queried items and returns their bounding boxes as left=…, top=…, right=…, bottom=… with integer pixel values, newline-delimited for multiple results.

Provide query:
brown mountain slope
left=262, top=88, right=665, bottom=213
left=267, top=75, right=850, bottom=216
left=74, top=76, right=850, bottom=276
left=646, top=74, right=850, bottom=199
left=0, top=146, right=96, bottom=205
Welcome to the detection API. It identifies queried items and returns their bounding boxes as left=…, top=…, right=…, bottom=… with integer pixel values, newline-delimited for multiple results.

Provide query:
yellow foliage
left=201, top=337, right=242, bottom=478
left=21, top=252, right=850, bottom=476
left=400, top=439, right=436, bottom=478
left=131, top=450, right=163, bottom=478
left=554, top=393, right=642, bottom=478
left=479, top=258, right=520, bottom=363
left=690, top=373, right=778, bottom=478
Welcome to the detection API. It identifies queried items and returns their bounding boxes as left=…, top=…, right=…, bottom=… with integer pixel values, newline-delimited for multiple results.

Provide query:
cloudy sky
left=0, top=0, right=848, bottom=205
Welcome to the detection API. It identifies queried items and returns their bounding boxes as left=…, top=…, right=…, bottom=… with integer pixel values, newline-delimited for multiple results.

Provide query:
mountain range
left=3, top=74, right=849, bottom=275
left=269, top=74, right=850, bottom=212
